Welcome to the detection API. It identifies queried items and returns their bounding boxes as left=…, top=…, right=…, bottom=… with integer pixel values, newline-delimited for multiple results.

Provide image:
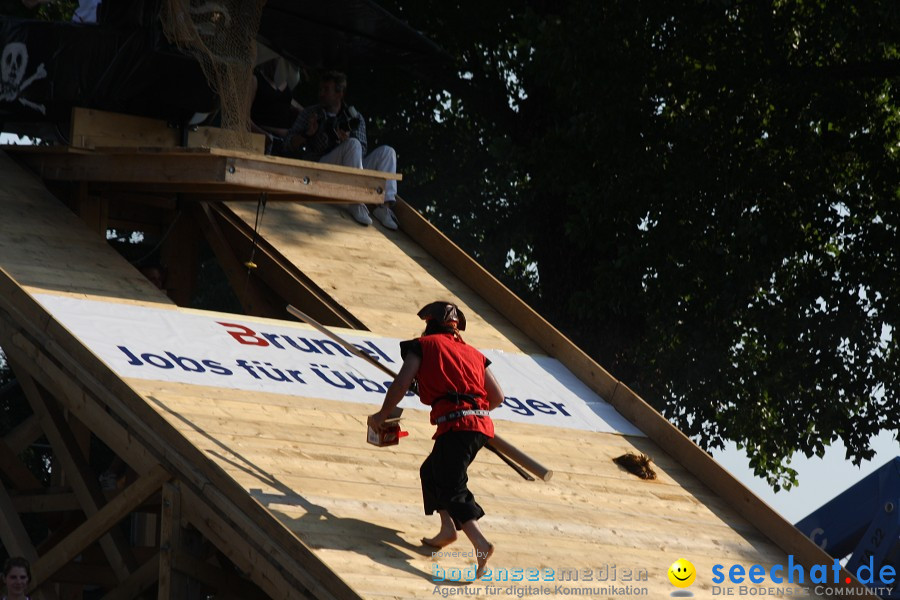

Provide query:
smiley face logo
left=668, top=558, right=697, bottom=588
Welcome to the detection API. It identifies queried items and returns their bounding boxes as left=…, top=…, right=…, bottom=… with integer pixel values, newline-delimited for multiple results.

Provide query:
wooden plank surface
left=69, top=107, right=267, bottom=154
left=70, top=107, right=180, bottom=149
left=126, top=379, right=812, bottom=600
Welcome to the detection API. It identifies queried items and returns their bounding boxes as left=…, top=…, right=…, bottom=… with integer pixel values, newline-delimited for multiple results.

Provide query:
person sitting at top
left=281, top=70, right=399, bottom=230
left=249, top=57, right=304, bottom=152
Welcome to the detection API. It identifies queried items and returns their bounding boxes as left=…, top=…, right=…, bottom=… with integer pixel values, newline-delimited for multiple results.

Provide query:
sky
left=713, top=429, right=898, bottom=523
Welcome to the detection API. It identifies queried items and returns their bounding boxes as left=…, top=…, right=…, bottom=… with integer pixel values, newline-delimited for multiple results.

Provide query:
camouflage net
left=160, top=0, right=265, bottom=151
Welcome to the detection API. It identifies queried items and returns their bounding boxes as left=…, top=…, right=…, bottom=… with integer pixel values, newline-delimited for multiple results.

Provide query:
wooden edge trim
left=4, top=414, right=43, bottom=454
left=29, top=465, right=171, bottom=588
left=190, top=202, right=284, bottom=317
left=0, top=479, right=39, bottom=562
left=0, top=435, right=44, bottom=489
left=181, top=191, right=375, bottom=203
left=180, top=485, right=358, bottom=600
left=172, top=553, right=269, bottom=599
left=5, top=143, right=400, bottom=180
left=11, top=491, right=80, bottom=513
left=392, top=199, right=869, bottom=589
left=229, top=155, right=402, bottom=181
left=158, top=481, right=184, bottom=599
left=609, top=383, right=866, bottom=592
left=99, top=551, right=160, bottom=600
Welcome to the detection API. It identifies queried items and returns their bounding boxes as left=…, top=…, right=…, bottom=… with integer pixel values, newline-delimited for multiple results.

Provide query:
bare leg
left=461, top=519, right=494, bottom=579
left=421, top=510, right=457, bottom=548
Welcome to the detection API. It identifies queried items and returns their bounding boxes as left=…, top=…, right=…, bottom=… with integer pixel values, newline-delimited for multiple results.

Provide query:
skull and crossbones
left=1, top=42, right=47, bottom=114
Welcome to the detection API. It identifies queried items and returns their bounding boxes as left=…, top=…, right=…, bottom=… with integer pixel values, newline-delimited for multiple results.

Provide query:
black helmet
left=416, top=301, right=467, bottom=331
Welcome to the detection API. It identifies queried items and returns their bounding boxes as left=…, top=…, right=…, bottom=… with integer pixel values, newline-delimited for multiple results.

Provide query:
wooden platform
left=0, top=148, right=853, bottom=599
left=8, top=145, right=400, bottom=205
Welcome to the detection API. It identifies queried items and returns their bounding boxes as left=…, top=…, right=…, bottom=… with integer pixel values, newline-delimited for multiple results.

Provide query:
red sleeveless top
left=401, top=333, right=494, bottom=439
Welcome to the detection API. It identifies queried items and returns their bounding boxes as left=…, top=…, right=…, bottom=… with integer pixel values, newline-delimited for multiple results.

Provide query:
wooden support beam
left=69, top=106, right=266, bottom=154
left=72, top=182, right=108, bottom=236
left=106, top=218, right=165, bottom=237
left=95, top=190, right=178, bottom=210
left=70, top=107, right=180, bottom=149
left=180, top=485, right=313, bottom=600
left=99, top=553, right=160, bottom=600
left=0, top=436, right=44, bottom=490
left=30, top=151, right=226, bottom=185
left=12, top=146, right=394, bottom=204
left=182, top=191, right=375, bottom=203
left=100, top=189, right=177, bottom=243
left=11, top=490, right=79, bottom=513
left=30, top=465, right=170, bottom=590
left=52, top=562, right=117, bottom=587
left=210, top=202, right=365, bottom=329
left=68, top=409, right=92, bottom=471
left=0, top=479, right=39, bottom=561
left=0, top=342, right=157, bottom=476
left=14, top=367, right=139, bottom=582
left=158, top=481, right=188, bottom=600
left=190, top=201, right=284, bottom=318
left=160, top=208, right=200, bottom=307
left=173, top=554, right=268, bottom=600
left=92, top=183, right=353, bottom=198
left=224, top=155, right=393, bottom=201
left=4, top=414, right=43, bottom=454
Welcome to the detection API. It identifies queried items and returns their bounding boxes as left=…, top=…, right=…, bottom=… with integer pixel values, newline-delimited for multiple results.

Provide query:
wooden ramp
left=0, top=148, right=855, bottom=599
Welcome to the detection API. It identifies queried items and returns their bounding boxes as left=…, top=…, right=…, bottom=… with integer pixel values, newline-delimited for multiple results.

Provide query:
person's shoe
left=346, top=203, right=372, bottom=226
left=372, top=204, right=399, bottom=230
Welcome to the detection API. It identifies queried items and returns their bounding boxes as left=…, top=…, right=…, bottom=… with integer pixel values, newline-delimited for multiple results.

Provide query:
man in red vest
left=368, top=301, right=505, bottom=579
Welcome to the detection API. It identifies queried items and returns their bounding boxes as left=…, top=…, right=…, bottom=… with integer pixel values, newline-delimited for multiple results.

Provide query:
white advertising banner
left=35, top=294, right=643, bottom=436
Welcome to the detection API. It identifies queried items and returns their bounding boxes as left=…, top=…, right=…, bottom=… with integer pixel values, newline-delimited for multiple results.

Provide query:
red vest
left=415, top=334, right=494, bottom=439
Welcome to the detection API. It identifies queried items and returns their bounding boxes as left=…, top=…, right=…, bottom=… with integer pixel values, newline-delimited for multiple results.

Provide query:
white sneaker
left=346, top=204, right=372, bottom=226
left=372, top=204, right=399, bottom=230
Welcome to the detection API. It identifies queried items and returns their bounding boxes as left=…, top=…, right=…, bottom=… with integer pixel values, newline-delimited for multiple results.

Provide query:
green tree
left=364, top=0, right=900, bottom=490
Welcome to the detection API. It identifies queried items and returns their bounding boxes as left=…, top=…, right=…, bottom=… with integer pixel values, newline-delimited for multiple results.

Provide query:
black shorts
left=419, top=430, right=489, bottom=529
